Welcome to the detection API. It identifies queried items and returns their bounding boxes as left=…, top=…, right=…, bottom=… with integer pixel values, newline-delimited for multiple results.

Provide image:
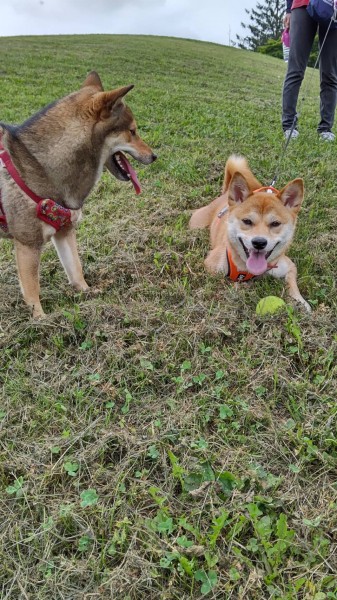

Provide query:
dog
left=0, top=71, right=156, bottom=318
left=189, top=155, right=310, bottom=311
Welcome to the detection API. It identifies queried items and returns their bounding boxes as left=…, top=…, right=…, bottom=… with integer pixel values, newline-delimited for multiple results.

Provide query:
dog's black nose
left=151, top=153, right=157, bottom=162
left=252, top=237, right=267, bottom=250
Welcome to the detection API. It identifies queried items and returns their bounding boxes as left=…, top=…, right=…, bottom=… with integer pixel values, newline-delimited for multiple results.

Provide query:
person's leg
left=317, top=24, right=337, bottom=133
left=282, top=8, right=317, bottom=131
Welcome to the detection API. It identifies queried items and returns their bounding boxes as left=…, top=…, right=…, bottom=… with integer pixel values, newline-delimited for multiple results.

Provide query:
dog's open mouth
left=239, top=238, right=279, bottom=276
left=112, top=151, right=141, bottom=195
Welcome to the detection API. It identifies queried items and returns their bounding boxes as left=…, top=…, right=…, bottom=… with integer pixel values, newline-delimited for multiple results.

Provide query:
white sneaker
left=319, top=131, right=335, bottom=141
left=284, top=129, right=299, bottom=140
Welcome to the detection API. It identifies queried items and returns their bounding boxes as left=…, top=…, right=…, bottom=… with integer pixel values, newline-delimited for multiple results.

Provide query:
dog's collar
left=252, top=186, right=280, bottom=194
left=0, top=138, right=73, bottom=232
left=218, top=186, right=280, bottom=219
left=218, top=206, right=228, bottom=219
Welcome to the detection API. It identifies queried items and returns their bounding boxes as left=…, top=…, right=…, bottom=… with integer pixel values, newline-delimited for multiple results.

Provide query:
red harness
left=0, top=139, right=73, bottom=233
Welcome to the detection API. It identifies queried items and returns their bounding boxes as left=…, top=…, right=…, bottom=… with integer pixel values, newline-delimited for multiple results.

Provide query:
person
left=282, top=0, right=337, bottom=141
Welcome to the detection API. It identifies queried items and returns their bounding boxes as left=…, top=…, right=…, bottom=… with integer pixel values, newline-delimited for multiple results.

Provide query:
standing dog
left=0, top=71, right=156, bottom=318
left=189, top=155, right=310, bottom=311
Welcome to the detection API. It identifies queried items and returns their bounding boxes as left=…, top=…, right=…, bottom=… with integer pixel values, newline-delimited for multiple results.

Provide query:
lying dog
left=0, top=71, right=156, bottom=318
left=189, top=155, right=310, bottom=311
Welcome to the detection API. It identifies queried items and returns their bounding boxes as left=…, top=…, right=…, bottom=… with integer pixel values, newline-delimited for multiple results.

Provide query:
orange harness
left=226, top=248, right=258, bottom=282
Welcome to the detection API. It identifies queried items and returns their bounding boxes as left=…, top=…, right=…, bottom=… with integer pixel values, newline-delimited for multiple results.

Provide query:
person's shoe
left=319, top=131, right=335, bottom=141
left=284, top=128, right=299, bottom=140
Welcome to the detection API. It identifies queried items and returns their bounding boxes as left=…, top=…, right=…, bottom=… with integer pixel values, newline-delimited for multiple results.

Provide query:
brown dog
left=189, top=155, right=310, bottom=311
left=0, top=71, right=156, bottom=318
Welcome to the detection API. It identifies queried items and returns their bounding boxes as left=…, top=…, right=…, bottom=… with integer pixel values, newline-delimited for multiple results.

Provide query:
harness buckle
left=218, top=206, right=228, bottom=219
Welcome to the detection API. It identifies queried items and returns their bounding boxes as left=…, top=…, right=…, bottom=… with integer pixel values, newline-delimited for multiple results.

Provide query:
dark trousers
left=282, top=7, right=337, bottom=132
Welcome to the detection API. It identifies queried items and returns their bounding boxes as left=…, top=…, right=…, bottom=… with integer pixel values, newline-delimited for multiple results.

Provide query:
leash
left=0, top=142, right=48, bottom=204
left=269, top=6, right=337, bottom=188
left=217, top=13, right=337, bottom=206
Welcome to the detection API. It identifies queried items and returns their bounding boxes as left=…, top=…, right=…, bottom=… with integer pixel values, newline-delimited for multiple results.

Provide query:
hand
left=283, top=13, right=291, bottom=28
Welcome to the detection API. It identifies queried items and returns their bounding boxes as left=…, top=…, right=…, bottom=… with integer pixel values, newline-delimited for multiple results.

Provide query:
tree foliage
left=257, top=35, right=319, bottom=67
left=236, top=0, right=284, bottom=51
left=257, top=38, right=283, bottom=59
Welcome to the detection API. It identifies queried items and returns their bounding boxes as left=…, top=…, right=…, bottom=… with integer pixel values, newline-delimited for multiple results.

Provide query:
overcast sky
left=1, top=0, right=259, bottom=45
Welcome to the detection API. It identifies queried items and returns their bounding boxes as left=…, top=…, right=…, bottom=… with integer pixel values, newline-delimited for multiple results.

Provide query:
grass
left=0, top=34, right=337, bottom=599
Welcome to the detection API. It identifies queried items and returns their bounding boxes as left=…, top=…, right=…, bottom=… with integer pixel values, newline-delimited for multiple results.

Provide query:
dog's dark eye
left=270, top=221, right=281, bottom=228
left=130, top=129, right=136, bottom=137
left=242, top=218, right=253, bottom=226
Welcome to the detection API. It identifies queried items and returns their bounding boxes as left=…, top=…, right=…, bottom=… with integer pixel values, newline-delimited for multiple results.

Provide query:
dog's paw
left=72, top=281, right=90, bottom=293
left=85, top=286, right=101, bottom=296
left=302, top=300, right=312, bottom=313
left=293, top=294, right=312, bottom=313
left=291, top=297, right=312, bottom=313
left=72, top=283, right=101, bottom=296
left=32, top=308, right=46, bottom=320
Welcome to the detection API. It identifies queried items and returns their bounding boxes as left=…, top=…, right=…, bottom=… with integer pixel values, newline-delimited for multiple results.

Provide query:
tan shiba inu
left=0, top=71, right=156, bottom=318
left=189, top=155, right=310, bottom=311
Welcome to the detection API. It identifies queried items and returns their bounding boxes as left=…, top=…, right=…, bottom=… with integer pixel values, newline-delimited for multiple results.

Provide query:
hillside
left=0, top=35, right=336, bottom=599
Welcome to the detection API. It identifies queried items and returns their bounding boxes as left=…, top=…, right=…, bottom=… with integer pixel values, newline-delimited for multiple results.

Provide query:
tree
left=257, top=38, right=283, bottom=60
left=257, top=35, right=319, bottom=67
left=236, top=0, right=284, bottom=51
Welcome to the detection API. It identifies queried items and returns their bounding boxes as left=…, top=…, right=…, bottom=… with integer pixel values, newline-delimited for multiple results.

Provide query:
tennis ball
left=256, top=295, right=286, bottom=316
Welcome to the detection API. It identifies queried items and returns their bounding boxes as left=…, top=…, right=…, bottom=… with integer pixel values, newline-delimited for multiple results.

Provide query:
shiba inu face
left=227, top=174, right=304, bottom=275
left=79, top=72, right=157, bottom=195
left=104, top=117, right=157, bottom=194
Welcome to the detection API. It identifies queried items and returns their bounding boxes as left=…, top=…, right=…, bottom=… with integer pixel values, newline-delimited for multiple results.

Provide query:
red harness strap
left=0, top=139, right=72, bottom=233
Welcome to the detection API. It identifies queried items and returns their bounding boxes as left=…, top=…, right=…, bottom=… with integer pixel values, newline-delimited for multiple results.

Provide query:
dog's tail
left=223, top=155, right=260, bottom=193
left=189, top=155, right=261, bottom=230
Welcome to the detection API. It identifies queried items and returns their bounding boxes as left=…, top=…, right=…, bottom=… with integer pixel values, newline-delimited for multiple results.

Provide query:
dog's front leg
left=270, top=256, right=311, bottom=312
left=52, top=226, right=89, bottom=292
left=14, top=240, right=45, bottom=319
left=204, top=247, right=229, bottom=274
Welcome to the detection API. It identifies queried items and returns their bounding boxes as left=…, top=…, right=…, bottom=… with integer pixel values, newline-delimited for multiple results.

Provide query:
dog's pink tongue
left=246, top=251, right=268, bottom=276
left=118, top=154, right=141, bottom=195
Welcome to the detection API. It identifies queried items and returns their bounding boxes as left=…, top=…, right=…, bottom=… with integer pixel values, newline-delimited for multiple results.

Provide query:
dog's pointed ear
left=92, top=85, right=134, bottom=119
left=278, top=178, right=304, bottom=213
left=228, top=173, right=251, bottom=206
left=82, top=71, right=104, bottom=90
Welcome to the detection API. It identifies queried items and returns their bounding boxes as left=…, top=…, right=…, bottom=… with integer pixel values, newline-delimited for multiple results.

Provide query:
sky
left=1, top=0, right=258, bottom=45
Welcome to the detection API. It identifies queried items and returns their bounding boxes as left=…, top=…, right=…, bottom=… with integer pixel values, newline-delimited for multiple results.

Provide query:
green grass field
left=0, top=34, right=337, bottom=599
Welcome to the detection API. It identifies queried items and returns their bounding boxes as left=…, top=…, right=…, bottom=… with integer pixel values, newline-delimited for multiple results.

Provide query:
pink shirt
left=291, top=0, right=309, bottom=7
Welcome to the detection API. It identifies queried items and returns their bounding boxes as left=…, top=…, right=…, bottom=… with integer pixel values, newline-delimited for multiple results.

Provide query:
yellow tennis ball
left=256, top=296, right=286, bottom=316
